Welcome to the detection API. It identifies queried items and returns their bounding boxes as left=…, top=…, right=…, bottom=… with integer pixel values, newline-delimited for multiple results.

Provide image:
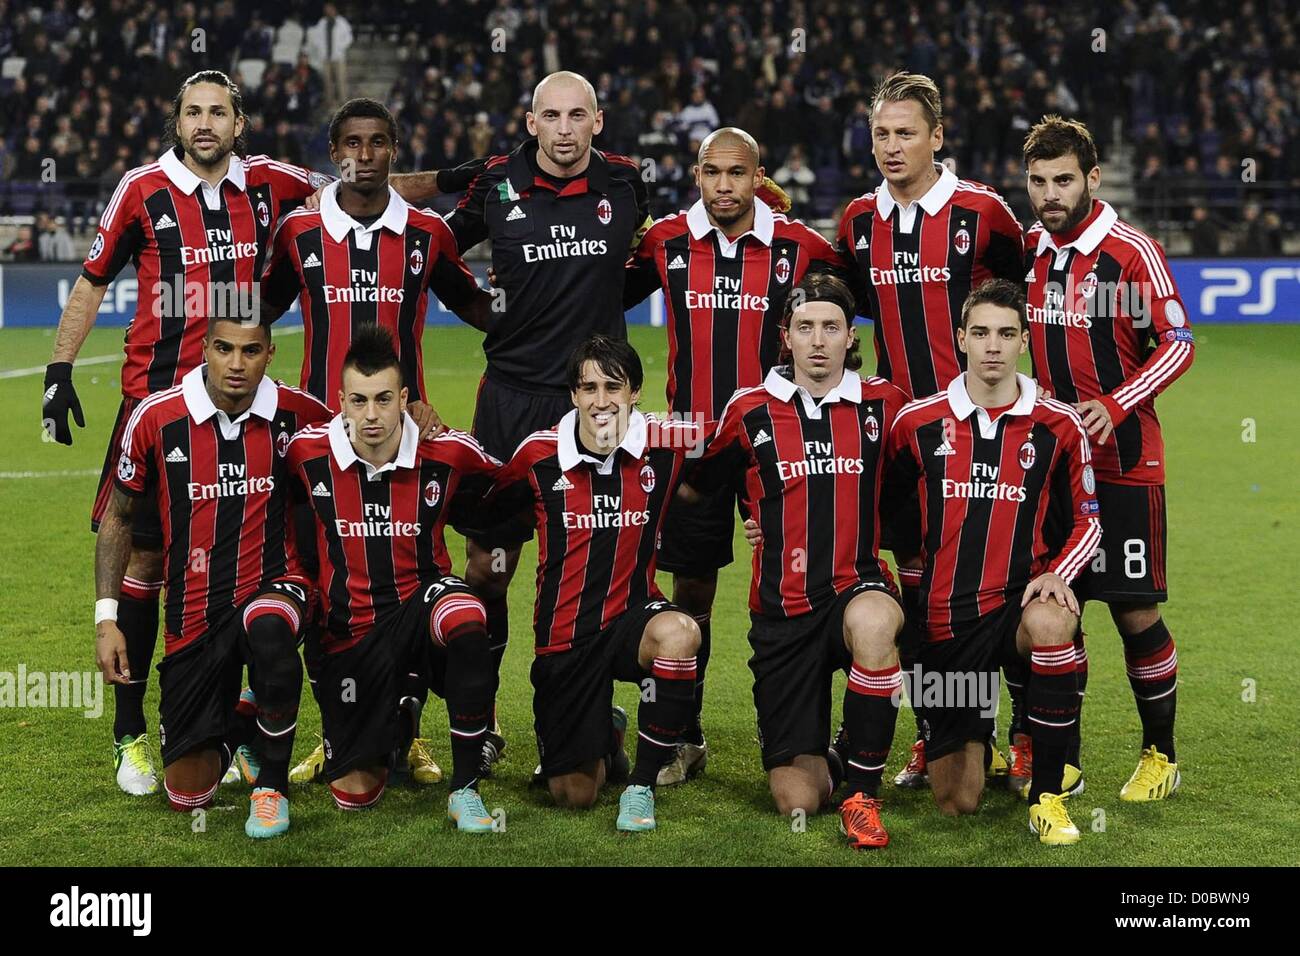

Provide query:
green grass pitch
left=0, top=323, right=1294, bottom=866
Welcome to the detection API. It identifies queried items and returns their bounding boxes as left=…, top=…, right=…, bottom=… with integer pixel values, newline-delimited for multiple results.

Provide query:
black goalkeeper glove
left=436, top=156, right=488, bottom=195
left=42, top=362, right=84, bottom=445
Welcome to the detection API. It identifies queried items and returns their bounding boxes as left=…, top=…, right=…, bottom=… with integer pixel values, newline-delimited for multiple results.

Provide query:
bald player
left=444, top=71, right=652, bottom=772
left=625, top=127, right=846, bottom=784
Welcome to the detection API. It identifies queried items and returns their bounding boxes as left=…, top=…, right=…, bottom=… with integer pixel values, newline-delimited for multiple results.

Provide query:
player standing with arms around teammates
left=885, top=280, right=1102, bottom=845
left=624, top=127, right=847, bottom=785
left=482, top=336, right=701, bottom=832
left=284, top=326, right=504, bottom=829
left=95, top=316, right=331, bottom=837
left=687, top=274, right=908, bottom=848
left=1023, top=116, right=1192, bottom=801
left=836, top=72, right=1026, bottom=788
left=443, top=71, right=652, bottom=772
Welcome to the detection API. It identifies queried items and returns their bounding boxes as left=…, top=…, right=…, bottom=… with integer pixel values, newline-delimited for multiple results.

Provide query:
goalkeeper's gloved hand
left=42, top=362, right=85, bottom=445
left=436, top=156, right=489, bottom=195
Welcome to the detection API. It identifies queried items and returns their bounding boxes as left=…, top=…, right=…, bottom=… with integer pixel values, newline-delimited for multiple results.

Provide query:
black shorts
left=915, top=603, right=1022, bottom=761
left=531, top=599, right=678, bottom=777
left=748, top=579, right=900, bottom=771
left=314, top=575, right=477, bottom=781
left=1072, top=481, right=1168, bottom=605
left=156, top=580, right=309, bottom=766
left=92, top=397, right=164, bottom=550
left=657, top=485, right=737, bottom=576
left=464, top=373, right=574, bottom=548
left=880, top=484, right=923, bottom=561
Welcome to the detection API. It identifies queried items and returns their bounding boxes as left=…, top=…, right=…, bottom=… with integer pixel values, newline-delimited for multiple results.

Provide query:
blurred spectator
left=1189, top=207, right=1221, bottom=257
left=4, top=225, right=38, bottom=262
left=773, top=146, right=816, bottom=208
left=1238, top=204, right=1283, bottom=255
left=677, top=87, right=720, bottom=145
left=35, top=212, right=76, bottom=261
left=306, top=2, right=353, bottom=108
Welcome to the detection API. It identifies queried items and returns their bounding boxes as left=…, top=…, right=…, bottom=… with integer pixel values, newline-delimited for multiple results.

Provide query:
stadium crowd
left=2, top=0, right=1298, bottom=255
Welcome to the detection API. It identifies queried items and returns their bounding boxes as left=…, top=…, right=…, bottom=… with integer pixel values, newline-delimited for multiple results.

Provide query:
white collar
left=159, top=147, right=247, bottom=195
left=875, top=162, right=957, bottom=221
left=686, top=195, right=775, bottom=246
left=555, top=408, right=648, bottom=474
left=946, top=372, right=1037, bottom=440
left=319, top=180, right=409, bottom=244
left=763, top=366, right=862, bottom=419
left=328, top=412, right=420, bottom=479
left=181, top=364, right=278, bottom=425
left=1035, top=200, right=1118, bottom=257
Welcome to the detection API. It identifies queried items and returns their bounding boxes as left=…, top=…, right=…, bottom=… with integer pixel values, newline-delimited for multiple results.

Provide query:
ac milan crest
left=424, top=479, right=441, bottom=508
left=1018, top=440, right=1037, bottom=470
left=639, top=463, right=656, bottom=493
left=596, top=198, right=613, bottom=225
left=953, top=228, right=971, bottom=256
left=864, top=413, right=880, bottom=442
left=277, top=431, right=290, bottom=457
left=774, top=256, right=791, bottom=284
left=409, top=246, right=424, bottom=275
left=257, top=200, right=271, bottom=228
left=1079, top=271, right=1098, bottom=299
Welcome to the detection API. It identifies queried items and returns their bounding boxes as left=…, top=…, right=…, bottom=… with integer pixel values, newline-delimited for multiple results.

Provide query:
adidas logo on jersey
left=302, top=252, right=322, bottom=268
left=1025, top=268, right=1037, bottom=282
left=856, top=235, right=869, bottom=250
left=752, top=429, right=772, bottom=447
left=934, top=439, right=956, bottom=457
left=154, top=213, right=176, bottom=230
left=668, top=254, right=687, bottom=270
left=165, top=447, right=188, bottom=463
left=506, top=205, right=527, bottom=221
left=312, top=481, right=331, bottom=497
left=552, top=475, right=575, bottom=491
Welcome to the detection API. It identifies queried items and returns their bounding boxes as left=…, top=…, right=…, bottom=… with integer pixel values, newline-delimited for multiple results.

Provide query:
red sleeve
left=440, top=430, right=504, bottom=475
left=426, top=217, right=483, bottom=313
left=1044, top=411, right=1104, bottom=583
left=83, top=174, right=145, bottom=285
left=261, top=158, right=334, bottom=211
left=1098, top=237, right=1195, bottom=426
left=799, top=222, right=850, bottom=278
left=835, top=202, right=872, bottom=320
left=114, top=402, right=157, bottom=496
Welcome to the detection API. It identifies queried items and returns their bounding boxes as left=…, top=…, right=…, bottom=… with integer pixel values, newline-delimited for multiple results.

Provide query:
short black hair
left=960, top=278, right=1027, bottom=331
left=566, top=335, right=643, bottom=393
left=341, top=323, right=402, bottom=380
left=206, top=314, right=270, bottom=343
left=329, top=97, right=398, bottom=146
left=780, top=272, right=863, bottom=371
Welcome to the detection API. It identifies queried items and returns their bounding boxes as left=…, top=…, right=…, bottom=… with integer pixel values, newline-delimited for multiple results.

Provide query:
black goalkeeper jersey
left=444, top=139, right=650, bottom=394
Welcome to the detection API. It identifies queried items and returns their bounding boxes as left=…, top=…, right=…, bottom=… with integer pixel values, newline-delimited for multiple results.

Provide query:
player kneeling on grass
left=686, top=273, right=909, bottom=849
left=95, top=316, right=332, bottom=838
left=283, top=325, right=504, bottom=830
left=882, top=279, right=1102, bottom=845
left=482, top=335, right=701, bottom=832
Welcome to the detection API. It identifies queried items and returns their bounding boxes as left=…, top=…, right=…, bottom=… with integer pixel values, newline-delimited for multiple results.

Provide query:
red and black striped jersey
left=114, top=366, right=331, bottom=653
left=485, top=410, right=699, bottom=654
left=444, top=140, right=650, bottom=392
left=690, top=367, right=907, bottom=619
left=285, top=415, right=500, bottom=653
left=260, top=182, right=482, bottom=410
left=884, top=373, right=1103, bottom=642
left=1025, top=200, right=1194, bottom=485
left=625, top=197, right=848, bottom=424
left=84, top=148, right=326, bottom=399
left=837, top=163, right=1024, bottom=400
